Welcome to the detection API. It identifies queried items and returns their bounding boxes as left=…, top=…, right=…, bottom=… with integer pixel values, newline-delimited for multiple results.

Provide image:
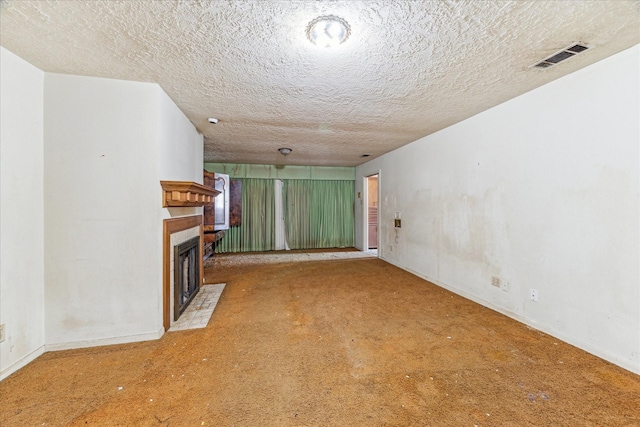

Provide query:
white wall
left=44, top=73, right=162, bottom=349
left=158, top=90, right=203, bottom=184
left=1, top=52, right=205, bottom=374
left=42, top=73, right=204, bottom=350
left=356, top=45, right=640, bottom=374
left=44, top=73, right=163, bottom=348
left=0, top=47, right=46, bottom=379
left=157, top=89, right=205, bottom=220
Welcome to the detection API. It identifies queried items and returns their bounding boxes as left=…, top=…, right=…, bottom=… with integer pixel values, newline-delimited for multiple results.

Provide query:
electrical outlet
left=501, top=281, right=510, bottom=292
left=0, top=324, right=5, bottom=343
left=390, top=245, right=394, bottom=252
left=491, top=276, right=501, bottom=287
left=530, top=288, right=538, bottom=302
left=394, top=219, right=401, bottom=228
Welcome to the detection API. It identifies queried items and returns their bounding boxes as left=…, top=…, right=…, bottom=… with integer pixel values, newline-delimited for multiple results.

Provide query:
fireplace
left=163, top=215, right=204, bottom=331
left=174, top=236, right=200, bottom=320
left=161, top=182, right=215, bottom=330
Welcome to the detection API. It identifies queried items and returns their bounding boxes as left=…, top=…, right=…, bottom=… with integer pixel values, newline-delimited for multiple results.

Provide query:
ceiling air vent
left=532, top=43, right=590, bottom=69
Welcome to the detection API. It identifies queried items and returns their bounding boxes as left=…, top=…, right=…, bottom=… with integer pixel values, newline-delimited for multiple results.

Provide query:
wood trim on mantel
left=160, top=181, right=220, bottom=207
left=162, top=215, right=203, bottom=331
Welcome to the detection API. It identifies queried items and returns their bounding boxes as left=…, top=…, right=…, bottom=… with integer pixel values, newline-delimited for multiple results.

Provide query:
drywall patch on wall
left=402, top=187, right=511, bottom=290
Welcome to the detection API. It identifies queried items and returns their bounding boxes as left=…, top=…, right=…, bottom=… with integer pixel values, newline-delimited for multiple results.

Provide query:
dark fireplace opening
left=174, top=236, right=200, bottom=321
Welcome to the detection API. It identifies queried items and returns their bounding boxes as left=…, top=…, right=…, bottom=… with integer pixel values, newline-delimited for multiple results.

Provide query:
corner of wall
left=43, top=73, right=165, bottom=348
left=0, top=47, right=46, bottom=380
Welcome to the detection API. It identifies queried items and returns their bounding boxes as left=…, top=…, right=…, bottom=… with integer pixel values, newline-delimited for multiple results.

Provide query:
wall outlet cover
left=530, top=288, right=538, bottom=302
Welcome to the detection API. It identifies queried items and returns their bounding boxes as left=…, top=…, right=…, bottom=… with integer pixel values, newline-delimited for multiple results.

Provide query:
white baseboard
left=380, top=256, right=640, bottom=376
left=1, top=345, right=46, bottom=381
left=45, top=330, right=164, bottom=352
left=1, top=329, right=166, bottom=382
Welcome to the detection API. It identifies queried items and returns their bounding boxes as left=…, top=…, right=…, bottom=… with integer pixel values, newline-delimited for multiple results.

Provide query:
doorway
left=366, top=174, right=379, bottom=253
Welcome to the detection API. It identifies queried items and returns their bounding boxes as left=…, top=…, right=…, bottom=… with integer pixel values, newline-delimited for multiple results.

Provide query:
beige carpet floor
left=1, top=252, right=639, bottom=426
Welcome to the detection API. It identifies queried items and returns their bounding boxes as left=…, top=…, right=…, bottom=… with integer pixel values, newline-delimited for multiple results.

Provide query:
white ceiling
left=1, top=0, right=638, bottom=166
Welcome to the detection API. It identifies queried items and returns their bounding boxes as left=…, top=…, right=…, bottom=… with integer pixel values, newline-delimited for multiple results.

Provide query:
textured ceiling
left=1, top=1, right=638, bottom=166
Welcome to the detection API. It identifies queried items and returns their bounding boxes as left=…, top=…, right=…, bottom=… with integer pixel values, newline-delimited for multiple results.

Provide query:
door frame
left=363, top=171, right=381, bottom=256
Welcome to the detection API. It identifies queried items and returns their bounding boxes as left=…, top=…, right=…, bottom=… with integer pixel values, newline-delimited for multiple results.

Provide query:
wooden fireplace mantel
left=160, top=181, right=220, bottom=207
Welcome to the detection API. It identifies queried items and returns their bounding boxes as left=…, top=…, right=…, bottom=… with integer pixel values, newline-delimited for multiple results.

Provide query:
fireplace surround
left=163, top=215, right=203, bottom=330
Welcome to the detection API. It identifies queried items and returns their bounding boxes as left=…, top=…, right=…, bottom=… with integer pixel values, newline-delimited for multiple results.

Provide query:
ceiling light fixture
left=278, top=148, right=292, bottom=156
left=306, top=15, right=350, bottom=48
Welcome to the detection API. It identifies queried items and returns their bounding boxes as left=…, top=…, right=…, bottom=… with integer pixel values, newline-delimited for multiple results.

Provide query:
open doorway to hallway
left=366, top=174, right=379, bottom=255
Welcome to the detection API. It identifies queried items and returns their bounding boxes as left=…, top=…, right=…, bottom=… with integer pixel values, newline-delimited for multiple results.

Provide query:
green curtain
left=283, top=180, right=355, bottom=249
left=215, top=178, right=275, bottom=253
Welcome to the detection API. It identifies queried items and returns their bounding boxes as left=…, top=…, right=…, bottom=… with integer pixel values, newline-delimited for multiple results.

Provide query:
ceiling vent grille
left=532, top=43, right=590, bottom=69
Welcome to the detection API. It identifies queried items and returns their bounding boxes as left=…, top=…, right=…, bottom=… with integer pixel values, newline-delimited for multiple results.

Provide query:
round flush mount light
left=306, top=15, right=350, bottom=48
left=278, top=148, right=292, bottom=156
